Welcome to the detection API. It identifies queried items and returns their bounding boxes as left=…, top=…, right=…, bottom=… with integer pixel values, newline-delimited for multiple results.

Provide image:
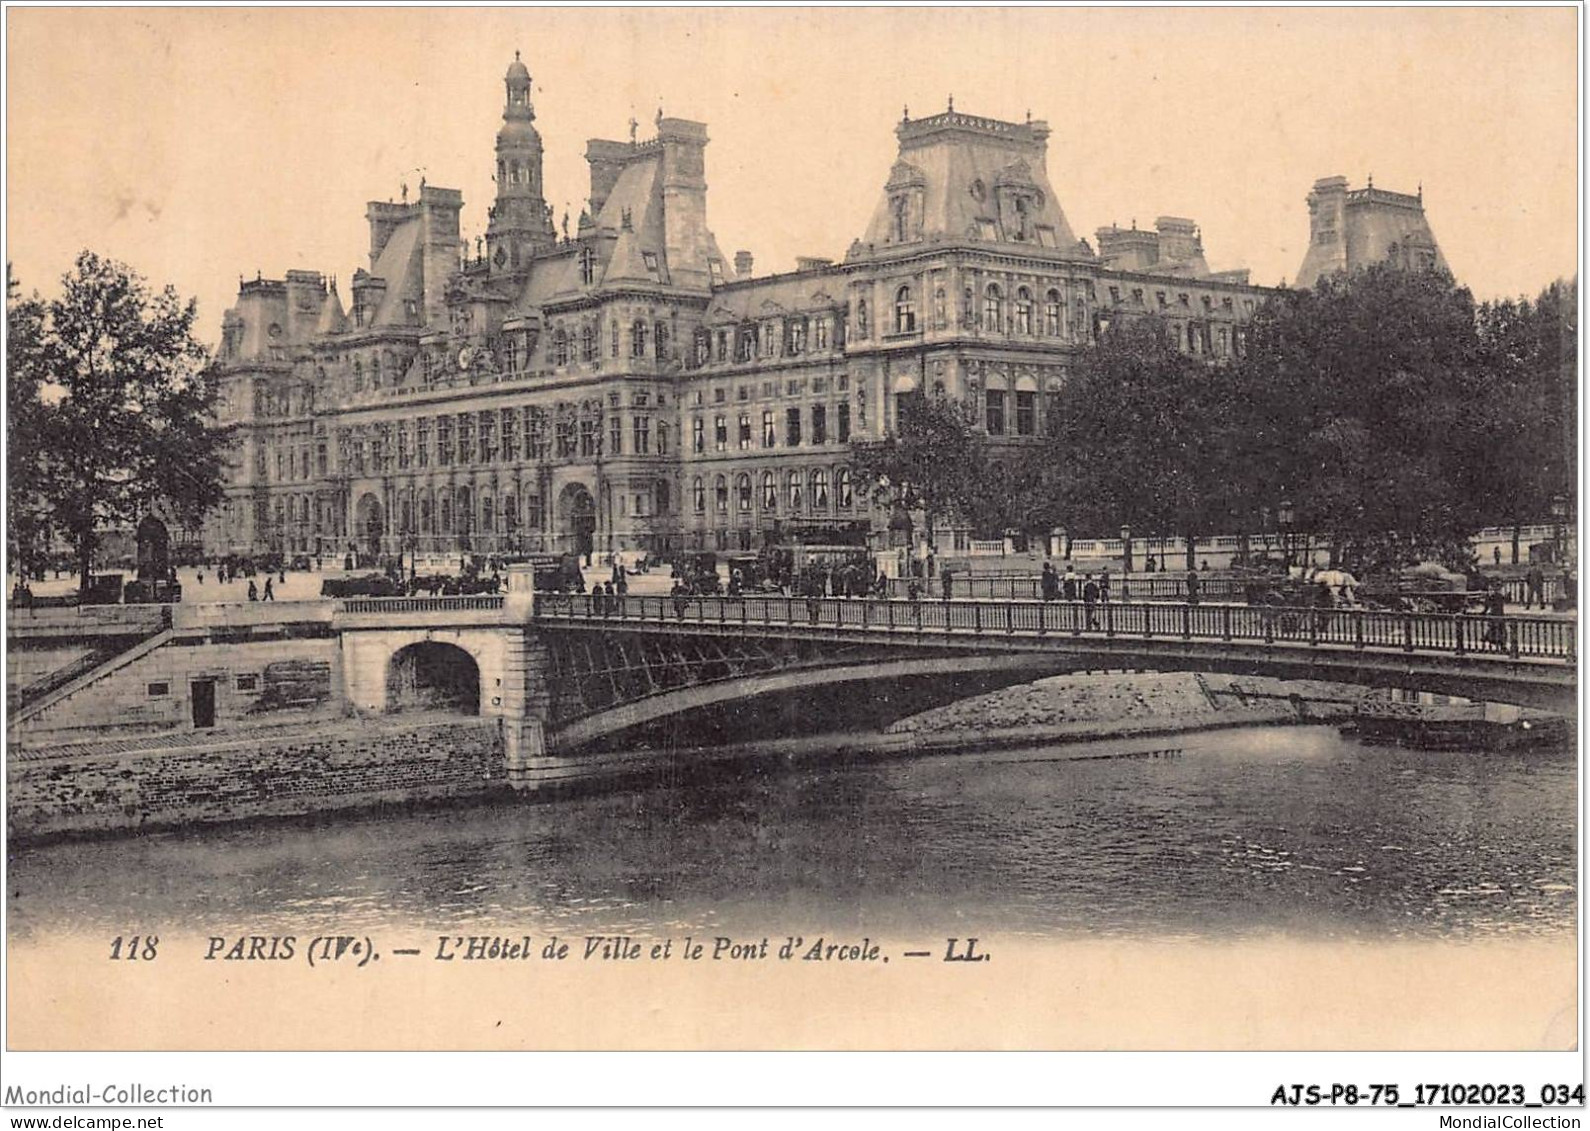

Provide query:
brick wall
left=9, top=715, right=505, bottom=841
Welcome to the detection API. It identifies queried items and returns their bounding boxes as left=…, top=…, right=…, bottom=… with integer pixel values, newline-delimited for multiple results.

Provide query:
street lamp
left=1277, top=499, right=1295, bottom=569
left=1120, top=525, right=1133, bottom=573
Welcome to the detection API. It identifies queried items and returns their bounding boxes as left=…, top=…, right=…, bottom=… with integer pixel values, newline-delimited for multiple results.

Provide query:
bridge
left=9, top=577, right=1576, bottom=791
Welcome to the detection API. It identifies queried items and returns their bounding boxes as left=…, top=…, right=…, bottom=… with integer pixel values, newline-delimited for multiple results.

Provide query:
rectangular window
left=762, top=410, right=776, bottom=448
left=738, top=413, right=752, bottom=450
left=714, top=416, right=728, bottom=452
left=813, top=317, right=829, bottom=350
left=396, top=426, right=410, bottom=469
left=837, top=401, right=851, bottom=443
left=716, top=331, right=728, bottom=362
left=785, top=407, right=802, bottom=447
left=811, top=404, right=827, bottom=444
left=317, top=443, right=328, bottom=476
left=692, top=417, right=704, bottom=454
left=609, top=416, right=623, bottom=456
left=714, top=387, right=727, bottom=403
left=147, top=682, right=169, bottom=697
left=985, top=390, right=1006, bottom=436
left=633, top=415, right=651, bottom=454
left=580, top=418, right=598, bottom=458
left=236, top=674, right=258, bottom=691
left=479, top=411, right=496, bottom=462
left=556, top=419, right=575, bottom=458
left=1016, top=391, right=1036, bottom=436
left=457, top=414, right=473, bottom=464
left=501, top=409, right=519, bottom=460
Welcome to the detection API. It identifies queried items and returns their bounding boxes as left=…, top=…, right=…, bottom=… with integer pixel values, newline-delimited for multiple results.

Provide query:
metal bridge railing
left=340, top=594, right=506, bottom=614
left=532, top=593, right=1577, bottom=664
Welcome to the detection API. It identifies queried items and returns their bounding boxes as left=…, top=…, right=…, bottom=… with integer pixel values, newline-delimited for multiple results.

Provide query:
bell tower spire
left=486, top=51, right=555, bottom=274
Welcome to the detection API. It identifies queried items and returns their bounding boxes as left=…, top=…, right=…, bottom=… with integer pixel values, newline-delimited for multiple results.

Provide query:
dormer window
left=642, top=251, right=660, bottom=275
left=894, top=285, right=916, bottom=334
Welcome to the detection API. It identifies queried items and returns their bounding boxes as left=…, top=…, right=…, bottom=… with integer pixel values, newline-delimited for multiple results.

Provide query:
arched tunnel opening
left=386, top=642, right=481, bottom=715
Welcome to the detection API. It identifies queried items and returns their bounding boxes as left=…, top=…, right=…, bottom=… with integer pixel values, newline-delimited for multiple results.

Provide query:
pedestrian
left=247, top=579, right=259, bottom=602
left=1525, top=564, right=1545, bottom=610
left=1082, top=572, right=1100, bottom=628
left=262, top=576, right=275, bottom=601
left=1098, top=567, right=1111, bottom=605
left=1484, top=586, right=1507, bottom=651
left=1494, top=546, right=1503, bottom=566
left=1061, top=565, right=1078, bottom=602
left=1185, top=567, right=1200, bottom=606
left=196, top=570, right=204, bottom=585
left=1311, top=579, right=1332, bottom=633
left=907, top=578, right=921, bottom=601
left=941, top=567, right=954, bottom=601
left=672, top=579, right=689, bottom=619
left=1040, top=561, right=1058, bottom=602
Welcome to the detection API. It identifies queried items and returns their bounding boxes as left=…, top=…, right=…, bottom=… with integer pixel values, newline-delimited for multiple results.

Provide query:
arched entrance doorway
left=355, top=493, right=384, bottom=559
left=385, top=642, right=480, bottom=714
left=135, top=515, right=171, bottom=583
left=558, top=482, right=597, bottom=563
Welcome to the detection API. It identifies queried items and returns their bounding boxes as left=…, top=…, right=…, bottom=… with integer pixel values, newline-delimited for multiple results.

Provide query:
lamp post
left=1278, top=499, right=1295, bottom=570
left=1551, top=494, right=1568, bottom=565
left=1120, top=525, right=1133, bottom=573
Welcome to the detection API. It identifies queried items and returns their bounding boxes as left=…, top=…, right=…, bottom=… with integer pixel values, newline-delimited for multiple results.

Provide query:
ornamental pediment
left=884, top=160, right=927, bottom=191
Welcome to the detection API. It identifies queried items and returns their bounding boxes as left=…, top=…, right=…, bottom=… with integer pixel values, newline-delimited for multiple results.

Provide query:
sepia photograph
left=2, top=3, right=1581, bottom=1111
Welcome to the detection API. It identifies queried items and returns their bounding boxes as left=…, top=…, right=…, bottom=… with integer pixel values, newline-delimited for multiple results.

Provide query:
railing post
left=1454, top=615, right=1465, bottom=657
left=915, top=600, right=923, bottom=632
left=1038, top=600, right=1048, bottom=636
left=861, top=600, right=870, bottom=630
left=1005, top=601, right=1014, bottom=633
left=1403, top=614, right=1414, bottom=653
left=973, top=603, right=981, bottom=633
left=1104, top=599, right=1114, bottom=637
left=888, top=600, right=896, bottom=630
left=1307, top=608, right=1319, bottom=647
left=1508, top=619, right=1519, bottom=660
left=1354, top=610, right=1365, bottom=651
left=1221, top=605, right=1231, bottom=641
left=1181, top=604, right=1191, bottom=639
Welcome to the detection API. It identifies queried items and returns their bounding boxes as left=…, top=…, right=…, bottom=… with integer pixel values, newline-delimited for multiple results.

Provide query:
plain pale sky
left=6, top=7, right=1579, bottom=343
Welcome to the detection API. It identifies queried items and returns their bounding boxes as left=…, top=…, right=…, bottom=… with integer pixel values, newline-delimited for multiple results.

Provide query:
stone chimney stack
left=734, top=250, right=754, bottom=278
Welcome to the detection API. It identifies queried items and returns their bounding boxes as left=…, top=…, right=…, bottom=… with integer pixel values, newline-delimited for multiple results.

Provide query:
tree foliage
left=848, top=392, right=991, bottom=539
left=6, top=251, right=234, bottom=588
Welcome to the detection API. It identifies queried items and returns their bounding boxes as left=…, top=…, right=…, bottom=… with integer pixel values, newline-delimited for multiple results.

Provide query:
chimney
left=734, top=250, right=754, bottom=278
left=796, top=257, right=834, bottom=273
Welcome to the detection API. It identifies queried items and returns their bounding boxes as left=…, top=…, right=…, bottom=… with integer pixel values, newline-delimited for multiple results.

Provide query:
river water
left=6, top=725, right=1576, bottom=943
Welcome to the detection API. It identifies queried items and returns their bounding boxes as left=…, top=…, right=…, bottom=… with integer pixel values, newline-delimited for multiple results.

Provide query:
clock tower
left=485, top=51, right=556, bottom=275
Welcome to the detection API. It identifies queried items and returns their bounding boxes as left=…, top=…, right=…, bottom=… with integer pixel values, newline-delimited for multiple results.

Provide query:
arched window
left=736, top=473, right=752, bottom=510
left=692, top=476, right=706, bottom=513
left=420, top=493, right=432, bottom=533
left=480, top=494, right=494, bottom=533
left=503, top=494, right=517, bottom=532
left=984, top=284, right=1003, bottom=332
left=856, top=299, right=869, bottom=339
left=762, top=471, right=777, bottom=509
left=579, top=247, right=596, bottom=285
left=1044, top=289, right=1063, bottom=336
left=715, top=475, right=729, bottom=513
left=894, top=285, right=916, bottom=334
left=892, top=195, right=909, bottom=242
left=352, top=359, right=364, bottom=392
left=552, top=329, right=569, bottom=366
left=836, top=467, right=853, bottom=508
left=580, top=324, right=595, bottom=363
left=787, top=470, right=804, bottom=510
left=1015, top=287, right=1034, bottom=335
left=439, top=494, right=452, bottom=534
left=631, top=320, right=648, bottom=358
left=811, top=469, right=830, bottom=508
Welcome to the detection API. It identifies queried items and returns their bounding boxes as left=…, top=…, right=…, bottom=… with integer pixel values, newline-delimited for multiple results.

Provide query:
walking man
left=1082, top=572, right=1100, bottom=628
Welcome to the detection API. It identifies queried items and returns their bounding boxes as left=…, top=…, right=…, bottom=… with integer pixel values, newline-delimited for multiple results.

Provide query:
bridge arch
left=385, top=641, right=480, bottom=715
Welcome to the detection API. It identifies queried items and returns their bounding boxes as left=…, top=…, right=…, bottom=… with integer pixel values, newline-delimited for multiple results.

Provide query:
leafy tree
left=7, top=264, right=52, bottom=579
left=1035, top=316, right=1239, bottom=569
left=8, top=252, right=233, bottom=590
left=1231, top=263, right=1496, bottom=573
left=848, top=392, right=989, bottom=543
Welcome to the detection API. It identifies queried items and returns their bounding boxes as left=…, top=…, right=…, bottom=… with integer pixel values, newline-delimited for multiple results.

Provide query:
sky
left=6, top=7, right=1579, bottom=345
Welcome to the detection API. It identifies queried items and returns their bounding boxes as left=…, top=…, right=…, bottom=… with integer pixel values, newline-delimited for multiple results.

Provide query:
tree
left=8, top=252, right=234, bottom=590
left=847, top=392, right=989, bottom=544
left=1230, top=263, right=1498, bottom=573
left=7, top=264, right=54, bottom=580
left=1035, top=316, right=1240, bottom=568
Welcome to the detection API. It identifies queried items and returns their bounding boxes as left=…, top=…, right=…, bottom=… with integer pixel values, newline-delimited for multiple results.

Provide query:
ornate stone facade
left=204, top=57, right=1272, bottom=562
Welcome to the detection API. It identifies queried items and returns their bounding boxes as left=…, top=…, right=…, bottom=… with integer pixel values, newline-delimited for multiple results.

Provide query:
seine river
left=6, top=725, right=1576, bottom=942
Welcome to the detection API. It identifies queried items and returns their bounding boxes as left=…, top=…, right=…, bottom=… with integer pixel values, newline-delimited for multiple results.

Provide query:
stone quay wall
left=8, top=714, right=505, bottom=842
